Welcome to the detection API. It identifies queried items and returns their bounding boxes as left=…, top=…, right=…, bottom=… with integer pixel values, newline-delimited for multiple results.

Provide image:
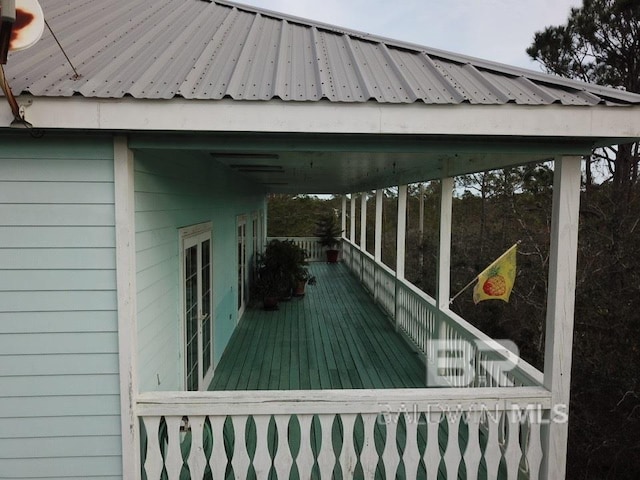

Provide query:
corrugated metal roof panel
left=4, top=0, right=640, bottom=106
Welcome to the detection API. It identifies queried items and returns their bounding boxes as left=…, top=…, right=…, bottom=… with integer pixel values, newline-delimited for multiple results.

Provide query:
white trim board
left=2, top=96, right=640, bottom=140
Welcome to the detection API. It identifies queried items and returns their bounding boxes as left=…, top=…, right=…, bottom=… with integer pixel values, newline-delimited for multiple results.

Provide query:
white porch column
left=350, top=193, right=356, bottom=242
left=437, top=178, right=453, bottom=309
left=541, top=156, right=582, bottom=480
left=360, top=192, right=367, bottom=249
left=419, top=183, right=425, bottom=269
left=374, top=189, right=383, bottom=262
left=341, top=195, right=347, bottom=239
left=396, top=185, right=408, bottom=280
left=113, top=137, right=140, bottom=479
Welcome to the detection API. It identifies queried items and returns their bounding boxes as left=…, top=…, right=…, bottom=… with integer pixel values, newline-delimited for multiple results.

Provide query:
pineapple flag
left=472, top=243, right=517, bottom=304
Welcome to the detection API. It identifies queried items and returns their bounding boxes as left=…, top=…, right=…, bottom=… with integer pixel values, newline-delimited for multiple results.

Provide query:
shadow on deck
left=209, top=262, right=426, bottom=391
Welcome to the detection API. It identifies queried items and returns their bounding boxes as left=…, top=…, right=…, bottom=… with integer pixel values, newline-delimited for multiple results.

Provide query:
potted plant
left=315, top=214, right=342, bottom=263
left=253, top=239, right=308, bottom=308
left=294, top=265, right=310, bottom=297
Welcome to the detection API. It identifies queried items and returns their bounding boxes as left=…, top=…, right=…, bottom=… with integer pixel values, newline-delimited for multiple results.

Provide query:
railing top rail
left=341, top=238, right=396, bottom=276
left=136, top=386, right=552, bottom=416
left=442, top=308, right=544, bottom=386
left=267, top=237, right=322, bottom=241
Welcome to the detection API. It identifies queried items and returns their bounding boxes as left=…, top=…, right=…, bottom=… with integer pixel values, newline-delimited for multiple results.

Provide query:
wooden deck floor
left=209, top=262, right=426, bottom=391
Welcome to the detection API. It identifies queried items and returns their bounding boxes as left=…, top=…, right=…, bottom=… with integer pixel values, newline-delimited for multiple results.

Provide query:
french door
left=237, top=216, right=247, bottom=318
left=181, top=225, right=213, bottom=391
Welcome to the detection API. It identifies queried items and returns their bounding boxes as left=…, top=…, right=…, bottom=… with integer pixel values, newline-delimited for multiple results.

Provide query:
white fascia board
left=2, top=95, right=640, bottom=140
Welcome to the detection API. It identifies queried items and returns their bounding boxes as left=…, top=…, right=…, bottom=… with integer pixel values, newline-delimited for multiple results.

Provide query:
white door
left=182, top=228, right=213, bottom=391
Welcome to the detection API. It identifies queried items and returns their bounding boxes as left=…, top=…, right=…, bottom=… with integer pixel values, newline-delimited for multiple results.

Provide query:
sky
left=231, top=0, right=583, bottom=71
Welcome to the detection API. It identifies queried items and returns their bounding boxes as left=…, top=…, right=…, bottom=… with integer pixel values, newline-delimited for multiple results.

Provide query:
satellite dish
left=9, top=0, right=44, bottom=52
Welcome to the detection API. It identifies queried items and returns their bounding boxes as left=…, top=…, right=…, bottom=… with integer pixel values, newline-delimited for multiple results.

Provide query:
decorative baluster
left=273, top=414, right=294, bottom=479
left=164, top=416, right=183, bottom=480
left=382, top=413, right=400, bottom=478
left=359, top=413, right=378, bottom=480
left=403, top=411, right=421, bottom=479
left=442, top=411, right=462, bottom=479
left=503, top=409, right=523, bottom=479
left=424, top=412, right=441, bottom=480
left=187, top=416, right=207, bottom=480
left=316, top=414, right=336, bottom=477
left=208, top=416, right=227, bottom=479
left=483, top=410, right=501, bottom=480
left=339, top=414, right=358, bottom=477
left=252, top=415, right=271, bottom=478
left=231, top=415, right=250, bottom=478
left=463, top=411, right=482, bottom=480
left=527, top=409, right=544, bottom=480
left=296, top=414, right=315, bottom=480
left=142, top=416, right=163, bottom=480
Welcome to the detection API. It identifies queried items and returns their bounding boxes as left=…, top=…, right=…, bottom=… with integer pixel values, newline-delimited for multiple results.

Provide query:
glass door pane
left=201, top=239, right=212, bottom=375
left=184, top=244, right=199, bottom=391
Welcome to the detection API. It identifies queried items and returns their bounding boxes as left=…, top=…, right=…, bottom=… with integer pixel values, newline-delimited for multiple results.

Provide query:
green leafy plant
left=314, top=214, right=342, bottom=249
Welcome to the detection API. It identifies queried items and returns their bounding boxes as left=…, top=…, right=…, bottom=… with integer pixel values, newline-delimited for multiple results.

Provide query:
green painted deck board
left=210, top=263, right=426, bottom=391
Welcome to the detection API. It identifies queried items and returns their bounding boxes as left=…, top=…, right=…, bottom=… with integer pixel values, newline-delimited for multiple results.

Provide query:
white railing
left=266, top=236, right=326, bottom=262
left=341, top=238, right=544, bottom=389
left=137, top=388, right=550, bottom=480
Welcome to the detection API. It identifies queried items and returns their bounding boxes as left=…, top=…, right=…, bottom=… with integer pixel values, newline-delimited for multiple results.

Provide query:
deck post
left=360, top=192, right=367, bottom=281
left=395, top=185, right=408, bottom=330
left=437, top=178, right=453, bottom=310
left=341, top=195, right=347, bottom=240
left=113, top=136, right=140, bottom=480
left=350, top=193, right=356, bottom=271
left=541, top=156, right=581, bottom=480
left=350, top=193, right=356, bottom=243
left=396, top=185, right=407, bottom=280
left=374, top=189, right=383, bottom=301
left=435, top=177, right=453, bottom=373
left=360, top=192, right=367, bottom=250
left=419, top=183, right=425, bottom=271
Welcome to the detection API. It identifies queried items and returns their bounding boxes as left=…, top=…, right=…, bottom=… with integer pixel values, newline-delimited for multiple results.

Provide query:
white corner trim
left=3, top=95, right=640, bottom=139
left=113, top=136, right=140, bottom=480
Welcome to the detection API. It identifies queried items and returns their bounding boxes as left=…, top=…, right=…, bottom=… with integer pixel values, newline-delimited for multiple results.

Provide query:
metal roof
left=4, top=0, right=640, bottom=106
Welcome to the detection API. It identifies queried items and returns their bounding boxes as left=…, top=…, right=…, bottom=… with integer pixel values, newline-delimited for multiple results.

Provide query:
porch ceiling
left=131, top=132, right=596, bottom=194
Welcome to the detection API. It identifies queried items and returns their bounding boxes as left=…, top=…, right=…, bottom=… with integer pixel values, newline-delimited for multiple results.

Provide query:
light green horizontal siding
left=0, top=415, right=121, bottom=438
left=0, top=135, right=121, bottom=479
left=0, top=248, right=116, bottom=269
left=0, top=311, right=117, bottom=334
left=2, top=457, right=121, bottom=479
left=0, top=435, right=121, bottom=459
left=135, top=150, right=265, bottom=392
left=0, top=353, right=119, bottom=376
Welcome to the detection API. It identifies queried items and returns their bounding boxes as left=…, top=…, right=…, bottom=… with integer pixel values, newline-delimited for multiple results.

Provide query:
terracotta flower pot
left=263, top=296, right=279, bottom=310
left=294, top=279, right=307, bottom=297
left=326, top=249, right=339, bottom=263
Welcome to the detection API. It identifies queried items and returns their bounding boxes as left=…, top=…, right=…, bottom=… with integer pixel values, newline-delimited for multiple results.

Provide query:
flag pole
left=448, top=240, right=521, bottom=305
left=449, top=275, right=478, bottom=304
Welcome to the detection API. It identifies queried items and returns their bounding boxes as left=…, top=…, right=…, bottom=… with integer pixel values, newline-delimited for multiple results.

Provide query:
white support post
left=360, top=192, right=367, bottom=249
left=437, top=178, right=453, bottom=310
left=396, top=185, right=408, bottom=280
left=374, top=190, right=383, bottom=262
left=419, top=183, right=425, bottom=270
left=114, top=136, right=140, bottom=480
left=541, top=156, right=582, bottom=480
left=341, top=195, right=347, bottom=240
left=350, top=193, right=356, bottom=243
